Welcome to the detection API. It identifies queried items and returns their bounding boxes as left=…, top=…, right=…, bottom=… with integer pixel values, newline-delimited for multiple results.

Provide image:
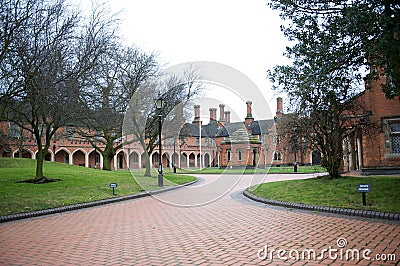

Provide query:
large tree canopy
left=0, top=0, right=118, bottom=181
left=267, top=0, right=398, bottom=178
left=269, top=0, right=400, bottom=100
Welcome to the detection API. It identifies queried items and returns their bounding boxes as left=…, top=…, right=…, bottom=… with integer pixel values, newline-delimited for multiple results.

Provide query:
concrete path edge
left=243, top=190, right=400, bottom=221
left=0, top=178, right=198, bottom=223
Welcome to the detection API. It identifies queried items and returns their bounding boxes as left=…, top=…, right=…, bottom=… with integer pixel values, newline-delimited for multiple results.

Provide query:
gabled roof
left=178, top=123, right=219, bottom=138
left=221, top=127, right=261, bottom=144
left=179, top=118, right=275, bottom=138
left=216, top=119, right=275, bottom=137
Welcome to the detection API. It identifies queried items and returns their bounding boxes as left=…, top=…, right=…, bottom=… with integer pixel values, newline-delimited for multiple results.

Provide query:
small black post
left=362, top=192, right=366, bottom=206
left=112, top=187, right=115, bottom=196
left=173, top=141, right=177, bottom=174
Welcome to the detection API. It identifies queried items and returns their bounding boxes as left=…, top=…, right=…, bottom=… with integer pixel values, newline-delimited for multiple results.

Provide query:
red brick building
left=343, top=75, right=400, bottom=174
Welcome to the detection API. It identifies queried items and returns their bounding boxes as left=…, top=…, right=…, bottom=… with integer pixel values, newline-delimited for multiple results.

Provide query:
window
left=196, top=137, right=200, bottom=146
left=384, top=119, right=400, bottom=155
left=8, top=123, right=19, bottom=138
left=66, top=127, right=74, bottom=141
left=132, top=153, right=139, bottom=163
left=95, top=153, right=100, bottom=164
left=226, top=149, right=231, bottom=161
left=390, top=122, right=400, bottom=154
left=273, top=136, right=281, bottom=144
left=237, top=149, right=243, bottom=161
left=153, top=153, right=160, bottom=163
left=273, top=151, right=282, bottom=161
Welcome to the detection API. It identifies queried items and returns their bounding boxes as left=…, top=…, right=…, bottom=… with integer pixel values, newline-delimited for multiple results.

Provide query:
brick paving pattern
left=0, top=173, right=399, bottom=265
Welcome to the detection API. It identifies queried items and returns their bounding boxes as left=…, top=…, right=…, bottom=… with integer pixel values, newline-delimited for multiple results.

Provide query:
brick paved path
left=0, top=174, right=399, bottom=265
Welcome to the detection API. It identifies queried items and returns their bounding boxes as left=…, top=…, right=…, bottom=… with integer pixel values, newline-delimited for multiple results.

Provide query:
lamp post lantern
left=155, top=94, right=164, bottom=187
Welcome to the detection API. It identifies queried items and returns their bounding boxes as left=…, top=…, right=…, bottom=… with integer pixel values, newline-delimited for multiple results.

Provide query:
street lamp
left=173, top=140, right=177, bottom=173
left=155, top=94, right=164, bottom=187
left=292, top=126, right=298, bottom=173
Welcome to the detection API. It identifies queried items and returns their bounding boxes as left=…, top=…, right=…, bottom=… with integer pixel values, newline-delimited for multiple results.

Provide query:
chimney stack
left=246, top=101, right=253, bottom=118
left=209, top=108, right=217, bottom=124
left=245, top=100, right=254, bottom=126
left=224, top=111, right=231, bottom=123
left=276, top=97, right=283, bottom=119
left=219, top=104, right=226, bottom=122
left=192, top=105, right=202, bottom=127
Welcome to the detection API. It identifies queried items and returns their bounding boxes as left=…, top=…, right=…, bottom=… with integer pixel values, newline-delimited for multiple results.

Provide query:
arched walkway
left=311, top=150, right=321, bottom=165
left=204, top=153, right=210, bottom=167
left=72, top=150, right=86, bottom=166
left=88, top=150, right=101, bottom=169
left=116, top=150, right=127, bottom=169
left=13, top=149, right=34, bottom=159
left=162, top=152, right=170, bottom=168
left=130, top=151, right=140, bottom=169
left=180, top=152, right=188, bottom=168
left=55, top=149, right=70, bottom=164
left=189, top=153, right=195, bottom=168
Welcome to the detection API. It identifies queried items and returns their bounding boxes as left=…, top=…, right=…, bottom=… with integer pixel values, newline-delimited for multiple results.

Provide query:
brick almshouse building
left=1, top=77, right=399, bottom=174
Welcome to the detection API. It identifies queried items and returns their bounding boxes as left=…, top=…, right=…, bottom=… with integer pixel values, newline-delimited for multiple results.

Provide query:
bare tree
left=124, top=67, right=203, bottom=177
left=0, top=0, right=118, bottom=182
left=77, top=45, right=160, bottom=170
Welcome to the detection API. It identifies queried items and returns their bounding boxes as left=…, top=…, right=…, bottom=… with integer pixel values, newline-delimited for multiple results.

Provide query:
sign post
left=357, top=184, right=371, bottom=206
left=109, top=183, right=118, bottom=196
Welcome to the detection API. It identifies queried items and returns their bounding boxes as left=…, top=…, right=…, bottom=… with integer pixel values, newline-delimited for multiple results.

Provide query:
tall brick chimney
left=209, top=108, right=217, bottom=124
left=276, top=97, right=283, bottom=119
left=192, top=105, right=202, bottom=127
left=245, top=101, right=254, bottom=126
left=219, top=104, right=226, bottom=122
left=224, top=111, right=231, bottom=123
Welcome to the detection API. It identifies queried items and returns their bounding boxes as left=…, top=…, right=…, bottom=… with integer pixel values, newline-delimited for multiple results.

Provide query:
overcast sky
left=97, top=0, right=290, bottom=121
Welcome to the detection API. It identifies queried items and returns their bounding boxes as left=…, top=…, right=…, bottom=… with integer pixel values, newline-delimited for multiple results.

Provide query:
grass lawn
left=247, top=175, right=400, bottom=213
left=172, top=165, right=325, bottom=175
left=0, top=158, right=196, bottom=216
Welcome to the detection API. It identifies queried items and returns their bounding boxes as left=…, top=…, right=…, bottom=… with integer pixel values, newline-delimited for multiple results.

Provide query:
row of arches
left=11, top=148, right=215, bottom=170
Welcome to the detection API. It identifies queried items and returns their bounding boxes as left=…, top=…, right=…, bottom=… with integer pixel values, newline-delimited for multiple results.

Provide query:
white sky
left=99, top=0, right=290, bottom=121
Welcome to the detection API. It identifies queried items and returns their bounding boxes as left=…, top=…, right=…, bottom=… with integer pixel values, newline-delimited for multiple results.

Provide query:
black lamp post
left=292, top=126, right=298, bottom=173
left=173, top=140, right=177, bottom=173
left=155, top=95, right=164, bottom=187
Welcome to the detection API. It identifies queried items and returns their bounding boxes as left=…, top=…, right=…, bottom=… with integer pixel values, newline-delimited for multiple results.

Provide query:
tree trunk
left=144, top=151, right=151, bottom=177
left=35, top=149, right=48, bottom=182
left=102, top=154, right=113, bottom=171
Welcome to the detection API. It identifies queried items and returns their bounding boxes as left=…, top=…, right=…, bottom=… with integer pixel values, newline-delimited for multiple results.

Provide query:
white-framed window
left=273, top=151, right=282, bottom=161
left=383, top=118, right=400, bottom=155
left=132, top=153, right=139, bottom=163
left=226, top=149, right=231, bottom=162
left=389, top=122, right=400, bottom=154
left=237, top=149, right=243, bottom=161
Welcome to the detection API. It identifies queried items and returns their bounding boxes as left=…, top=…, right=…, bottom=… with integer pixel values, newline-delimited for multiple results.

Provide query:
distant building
left=2, top=85, right=398, bottom=174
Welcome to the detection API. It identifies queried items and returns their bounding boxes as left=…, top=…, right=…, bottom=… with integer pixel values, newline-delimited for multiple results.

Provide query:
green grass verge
left=171, top=165, right=325, bottom=175
left=0, top=158, right=196, bottom=216
left=247, top=175, right=400, bottom=213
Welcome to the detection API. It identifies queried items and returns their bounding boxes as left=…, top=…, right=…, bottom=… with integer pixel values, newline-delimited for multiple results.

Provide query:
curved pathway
left=0, top=173, right=399, bottom=265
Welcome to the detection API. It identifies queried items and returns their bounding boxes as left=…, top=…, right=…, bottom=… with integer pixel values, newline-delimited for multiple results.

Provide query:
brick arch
left=88, top=149, right=101, bottom=169
left=55, top=148, right=71, bottom=164
left=116, top=150, right=127, bottom=169
left=13, top=148, right=34, bottom=159
left=34, top=150, right=52, bottom=161
left=189, top=153, right=195, bottom=167
left=72, top=149, right=86, bottom=166
left=130, top=151, right=140, bottom=169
